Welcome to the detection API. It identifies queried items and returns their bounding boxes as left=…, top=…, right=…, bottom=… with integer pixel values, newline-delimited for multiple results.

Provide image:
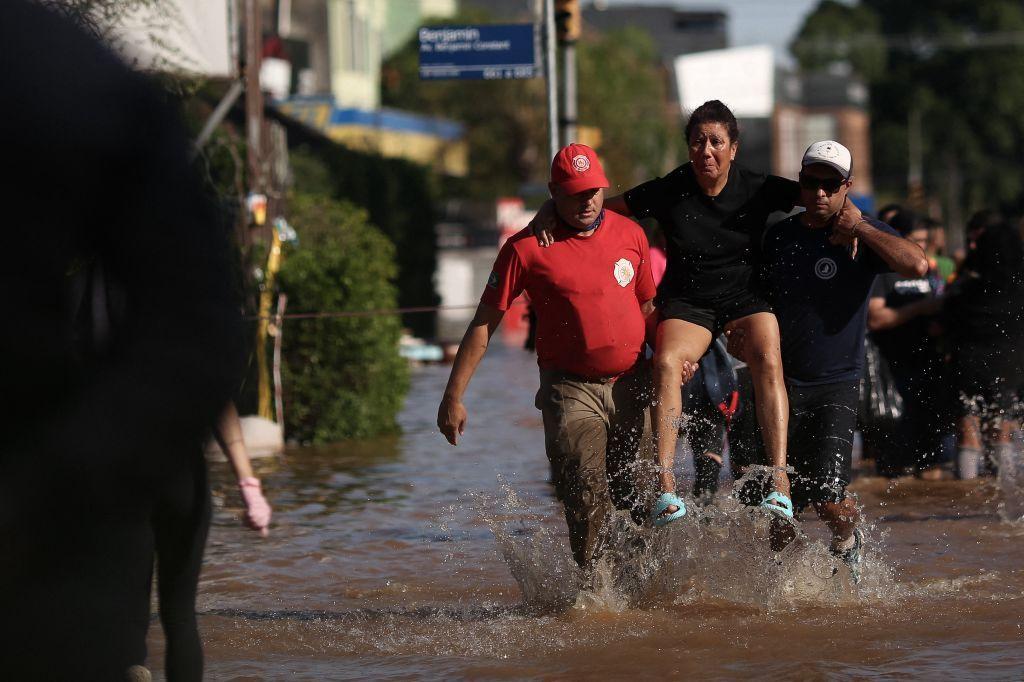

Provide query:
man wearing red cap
left=438, top=144, right=658, bottom=571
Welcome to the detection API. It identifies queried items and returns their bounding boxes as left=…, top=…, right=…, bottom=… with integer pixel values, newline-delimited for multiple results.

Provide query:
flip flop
left=760, top=491, right=794, bottom=519
left=652, top=492, right=687, bottom=527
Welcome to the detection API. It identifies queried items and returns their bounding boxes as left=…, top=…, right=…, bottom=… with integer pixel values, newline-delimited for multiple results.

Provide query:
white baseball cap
left=801, top=140, right=852, bottom=179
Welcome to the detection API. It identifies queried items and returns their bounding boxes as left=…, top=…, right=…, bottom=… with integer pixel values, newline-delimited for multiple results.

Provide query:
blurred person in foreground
left=438, top=144, right=659, bottom=575
left=728, top=141, right=927, bottom=578
left=867, top=209, right=955, bottom=478
left=0, top=2, right=242, bottom=679
left=943, top=219, right=1024, bottom=479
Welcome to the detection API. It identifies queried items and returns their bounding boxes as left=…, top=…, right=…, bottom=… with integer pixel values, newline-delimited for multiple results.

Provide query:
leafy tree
left=577, top=26, right=681, bottom=190
left=789, top=0, right=885, bottom=80
left=792, top=0, right=1024, bottom=221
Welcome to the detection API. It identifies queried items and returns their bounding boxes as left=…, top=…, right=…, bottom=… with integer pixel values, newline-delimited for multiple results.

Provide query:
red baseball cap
left=550, top=143, right=609, bottom=194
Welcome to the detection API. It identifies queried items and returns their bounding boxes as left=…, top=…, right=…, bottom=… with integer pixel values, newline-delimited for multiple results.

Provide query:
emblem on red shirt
left=572, top=154, right=590, bottom=173
left=613, top=258, right=634, bottom=287
left=487, top=271, right=500, bottom=288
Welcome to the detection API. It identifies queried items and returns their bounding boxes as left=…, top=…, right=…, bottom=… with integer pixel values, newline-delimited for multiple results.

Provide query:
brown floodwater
left=148, top=342, right=1024, bottom=680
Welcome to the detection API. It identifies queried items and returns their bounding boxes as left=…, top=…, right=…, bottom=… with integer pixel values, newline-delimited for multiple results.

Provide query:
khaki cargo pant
left=535, top=362, right=655, bottom=569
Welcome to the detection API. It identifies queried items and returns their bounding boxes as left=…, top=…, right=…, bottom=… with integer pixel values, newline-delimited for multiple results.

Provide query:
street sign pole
left=544, top=0, right=560, bottom=160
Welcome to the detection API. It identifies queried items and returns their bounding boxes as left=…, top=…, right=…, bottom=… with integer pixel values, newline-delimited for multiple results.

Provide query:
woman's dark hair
left=965, top=208, right=1003, bottom=237
left=886, top=208, right=919, bottom=237
left=684, top=100, right=739, bottom=144
left=964, top=220, right=1024, bottom=290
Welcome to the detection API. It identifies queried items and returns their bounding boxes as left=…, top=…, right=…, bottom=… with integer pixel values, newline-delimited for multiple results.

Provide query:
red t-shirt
left=481, top=211, right=656, bottom=378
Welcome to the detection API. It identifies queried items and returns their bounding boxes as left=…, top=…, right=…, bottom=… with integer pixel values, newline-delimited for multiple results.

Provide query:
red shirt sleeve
left=480, top=239, right=526, bottom=311
left=634, top=230, right=656, bottom=303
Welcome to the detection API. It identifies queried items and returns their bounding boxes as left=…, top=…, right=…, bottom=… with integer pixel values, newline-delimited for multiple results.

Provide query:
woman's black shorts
left=659, top=291, right=772, bottom=335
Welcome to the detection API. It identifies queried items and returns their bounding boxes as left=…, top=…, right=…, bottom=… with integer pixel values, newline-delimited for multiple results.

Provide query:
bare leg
left=958, top=415, right=983, bottom=479
left=652, top=319, right=712, bottom=515
left=959, top=415, right=982, bottom=449
left=724, top=313, right=791, bottom=498
left=815, top=496, right=860, bottom=551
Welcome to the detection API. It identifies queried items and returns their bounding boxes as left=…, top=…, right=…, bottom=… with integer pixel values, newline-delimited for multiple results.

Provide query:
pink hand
left=239, top=477, right=272, bottom=536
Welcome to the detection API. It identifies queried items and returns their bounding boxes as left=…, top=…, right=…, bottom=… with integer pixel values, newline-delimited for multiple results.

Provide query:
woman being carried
left=535, top=101, right=860, bottom=529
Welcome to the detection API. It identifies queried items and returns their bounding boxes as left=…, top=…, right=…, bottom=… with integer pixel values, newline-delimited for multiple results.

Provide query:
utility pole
left=543, top=0, right=559, bottom=160
left=245, top=0, right=264, bottom=229
left=555, top=0, right=580, bottom=145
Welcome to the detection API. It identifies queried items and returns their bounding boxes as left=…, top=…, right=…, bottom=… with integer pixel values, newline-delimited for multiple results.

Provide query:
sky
left=587, top=0, right=823, bottom=65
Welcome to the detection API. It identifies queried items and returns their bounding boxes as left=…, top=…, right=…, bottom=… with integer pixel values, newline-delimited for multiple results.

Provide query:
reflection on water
left=148, top=343, right=1024, bottom=679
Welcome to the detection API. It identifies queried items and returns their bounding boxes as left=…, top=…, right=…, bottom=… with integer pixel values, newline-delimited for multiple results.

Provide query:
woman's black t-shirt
left=623, top=163, right=798, bottom=304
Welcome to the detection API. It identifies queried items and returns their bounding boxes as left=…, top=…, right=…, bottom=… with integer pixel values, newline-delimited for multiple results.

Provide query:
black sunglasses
left=798, top=173, right=847, bottom=194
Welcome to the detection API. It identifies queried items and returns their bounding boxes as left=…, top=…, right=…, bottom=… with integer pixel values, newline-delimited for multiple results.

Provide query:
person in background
left=868, top=209, right=955, bottom=478
left=922, top=217, right=956, bottom=289
left=213, top=403, right=273, bottom=535
left=438, top=144, right=658, bottom=574
left=944, top=220, right=1024, bottom=479
left=953, top=209, right=1005, bottom=269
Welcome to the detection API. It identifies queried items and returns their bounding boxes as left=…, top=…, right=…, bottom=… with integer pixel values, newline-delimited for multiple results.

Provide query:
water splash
left=480, top=469, right=895, bottom=614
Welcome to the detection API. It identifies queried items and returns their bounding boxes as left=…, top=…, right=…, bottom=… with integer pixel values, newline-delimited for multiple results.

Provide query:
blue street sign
left=419, top=24, right=538, bottom=80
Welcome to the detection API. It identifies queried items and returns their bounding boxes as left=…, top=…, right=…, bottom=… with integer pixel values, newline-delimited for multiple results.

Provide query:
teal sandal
left=652, top=492, right=687, bottom=527
left=760, top=491, right=794, bottom=519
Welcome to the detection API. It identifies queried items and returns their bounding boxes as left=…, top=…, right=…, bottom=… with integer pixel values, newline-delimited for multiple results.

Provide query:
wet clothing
left=0, top=2, right=242, bottom=678
left=785, top=381, right=860, bottom=509
left=536, top=363, right=654, bottom=567
left=482, top=212, right=656, bottom=568
left=762, top=216, right=897, bottom=386
left=944, top=275, right=1024, bottom=420
left=729, top=377, right=859, bottom=511
left=483, top=213, right=656, bottom=379
left=737, top=217, right=897, bottom=505
left=659, top=294, right=772, bottom=335
left=623, top=162, right=798, bottom=331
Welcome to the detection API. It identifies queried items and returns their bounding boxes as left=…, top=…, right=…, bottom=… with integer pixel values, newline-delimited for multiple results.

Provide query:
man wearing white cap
left=729, top=140, right=928, bottom=581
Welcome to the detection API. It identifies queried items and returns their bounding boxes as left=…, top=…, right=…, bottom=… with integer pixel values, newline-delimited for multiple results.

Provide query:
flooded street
left=150, top=343, right=1024, bottom=679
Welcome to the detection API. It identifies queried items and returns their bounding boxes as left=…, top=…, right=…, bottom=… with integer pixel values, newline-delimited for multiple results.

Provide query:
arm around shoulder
left=859, top=220, right=929, bottom=278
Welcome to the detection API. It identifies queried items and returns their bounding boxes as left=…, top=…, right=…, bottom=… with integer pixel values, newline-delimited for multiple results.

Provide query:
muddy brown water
left=147, top=343, right=1024, bottom=680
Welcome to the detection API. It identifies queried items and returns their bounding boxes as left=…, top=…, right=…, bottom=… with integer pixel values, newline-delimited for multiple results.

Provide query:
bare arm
left=213, top=401, right=273, bottom=535
left=437, top=303, right=506, bottom=444
left=856, top=221, right=929, bottom=278
left=213, top=402, right=254, bottom=481
left=641, top=298, right=657, bottom=349
left=867, top=296, right=942, bottom=332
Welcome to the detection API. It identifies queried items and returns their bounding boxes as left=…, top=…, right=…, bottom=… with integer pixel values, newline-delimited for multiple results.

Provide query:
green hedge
left=278, top=192, right=410, bottom=442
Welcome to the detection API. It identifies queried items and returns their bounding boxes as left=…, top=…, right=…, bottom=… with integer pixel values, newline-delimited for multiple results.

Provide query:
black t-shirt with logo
left=624, top=163, right=798, bottom=304
left=870, top=268, right=938, bottom=370
left=762, top=216, right=896, bottom=386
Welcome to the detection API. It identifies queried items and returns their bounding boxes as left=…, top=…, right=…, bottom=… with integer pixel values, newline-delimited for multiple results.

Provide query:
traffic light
left=555, top=0, right=580, bottom=44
